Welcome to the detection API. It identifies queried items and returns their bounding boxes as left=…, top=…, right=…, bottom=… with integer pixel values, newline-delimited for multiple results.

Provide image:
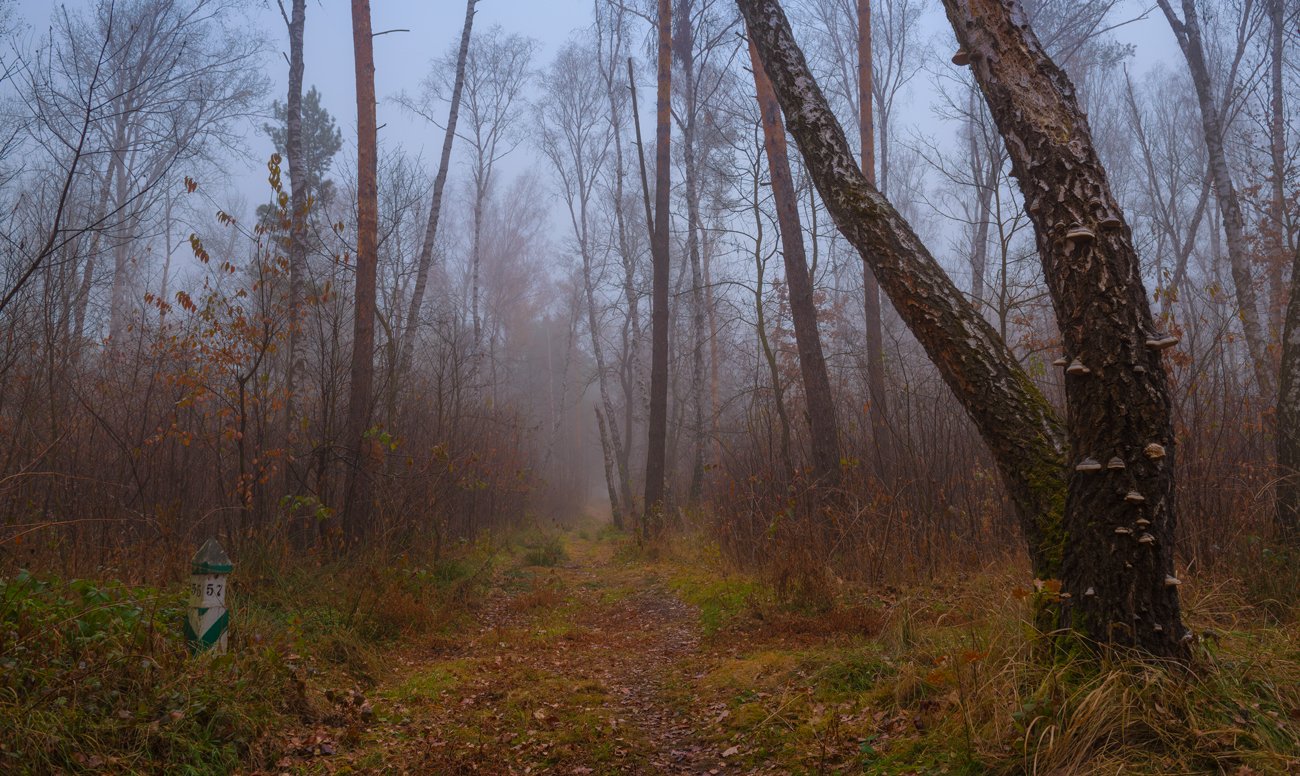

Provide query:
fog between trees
left=1, top=0, right=1298, bottom=656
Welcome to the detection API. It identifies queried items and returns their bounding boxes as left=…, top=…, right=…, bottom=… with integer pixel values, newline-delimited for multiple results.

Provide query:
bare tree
left=1158, top=0, right=1273, bottom=397
left=395, top=0, right=477, bottom=384
left=644, top=0, right=674, bottom=529
left=748, top=38, right=841, bottom=485
left=596, top=0, right=644, bottom=521
left=276, top=0, right=307, bottom=500
left=46, top=0, right=264, bottom=344
left=857, top=0, right=889, bottom=460
left=1122, top=68, right=1211, bottom=320
left=453, top=25, right=535, bottom=349
left=1274, top=0, right=1300, bottom=543
left=538, top=38, right=636, bottom=526
left=737, top=0, right=1069, bottom=580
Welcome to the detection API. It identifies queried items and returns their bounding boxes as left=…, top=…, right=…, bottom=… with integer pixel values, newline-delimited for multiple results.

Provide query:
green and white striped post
left=185, top=539, right=232, bottom=655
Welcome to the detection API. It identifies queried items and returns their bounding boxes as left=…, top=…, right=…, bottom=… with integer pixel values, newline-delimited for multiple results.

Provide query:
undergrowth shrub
left=0, top=571, right=296, bottom=773
left=0, top=541, right=495, bottom=773
left=518, top=531, right=567, bottom=568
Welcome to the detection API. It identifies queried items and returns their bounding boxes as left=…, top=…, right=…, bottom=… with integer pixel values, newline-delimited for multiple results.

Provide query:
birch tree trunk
left=398, top=0, right=475, bottom=382
left=748, top=40, right=841, bottom=486
left=1157, top=0, right=1273, bottom=398
left=941, top=0, right=1188, bottom=655
left=598, top=8, right=641, bottom=519
left=278, top=0, right=306, bottom=501
left=736, top=0, right=1068, bottom=580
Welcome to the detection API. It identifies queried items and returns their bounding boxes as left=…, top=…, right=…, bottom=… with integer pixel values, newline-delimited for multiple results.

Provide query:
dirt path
left=303, top=534, right=734, bottom=775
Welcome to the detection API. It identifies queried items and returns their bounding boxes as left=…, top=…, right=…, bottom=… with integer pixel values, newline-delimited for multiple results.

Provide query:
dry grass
left=654, top=527, right=1300, bottom=774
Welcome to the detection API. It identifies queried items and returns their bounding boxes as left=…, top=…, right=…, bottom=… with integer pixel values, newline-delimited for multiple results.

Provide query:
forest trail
left=291, top=531, right=750, bottom=775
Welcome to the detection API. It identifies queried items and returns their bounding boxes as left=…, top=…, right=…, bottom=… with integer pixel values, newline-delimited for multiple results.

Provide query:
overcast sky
left=10, top=0, right=1182, bottom=235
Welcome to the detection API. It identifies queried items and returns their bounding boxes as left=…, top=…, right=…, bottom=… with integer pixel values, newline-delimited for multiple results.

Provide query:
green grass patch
left=0, top=571, right=297, bottom=774
left=668, top=572, right=760, bottom=634
left=0, top=541, right=496, bottom=774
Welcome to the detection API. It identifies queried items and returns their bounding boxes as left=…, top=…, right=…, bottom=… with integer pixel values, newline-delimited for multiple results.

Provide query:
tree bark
left=279, top=0, right=307, bottom=502
left=748, top=40, right=841, bottom=486
left=643, top=0, right=673, bottom=532
left=942, top=0, right=1188, bottom=656
left=1265, top=0, right=1288, bottom=332
left=342, top=0, right=379, bottom=544
left=675, top=0, right=708, bottom=503
left=1157, top=0, right=1272, bottom=398
left=857, top=0, right=890, bottom=461
left=604, top=49, right=640, bottom=521
left=1274, top=0, right=1300, bottom=544
left=966, top=89, right=998, bottom=309
left=1280, top=251, right=1300, bottom=543
left=736, top=0, right=1068, bottom=580
left=595, top=407, right=625, bottom=529
left=398, top=0, right=476, bottom=382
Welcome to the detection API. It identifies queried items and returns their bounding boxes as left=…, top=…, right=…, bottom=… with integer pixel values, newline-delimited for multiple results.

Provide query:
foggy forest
left=1, top=0, right=1299, bottom=772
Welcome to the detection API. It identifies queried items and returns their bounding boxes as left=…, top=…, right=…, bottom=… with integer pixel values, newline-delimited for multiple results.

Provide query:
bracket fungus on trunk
left=1145, top=333, right=1180, bottom=350
left=1064, top=225, right=1096, bottom=243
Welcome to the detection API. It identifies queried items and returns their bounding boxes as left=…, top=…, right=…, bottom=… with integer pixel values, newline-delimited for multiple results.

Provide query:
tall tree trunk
left=643, top=0, right=673, bottom=532
left=279, top=0, right=307, bottom=503
left=748, top=40, right=841, bottom=486
left=1265, top=0, right=1288, bottom=332
left=676, top=0, right=707, bottom=503
left=737, top=0, right=1067, bottom=580
left=399, top=0, right=475, bottom=382
left=606, top=60, right=640, bottom=520
left=597, top=9, right=641, bottom=519
left=342, top=0, right=379, bottom=544
left=942, top=0, right=1187, bottom=656
left=857, top=0, right=890, bottom=460
left=1157, top=0, right=1272, bottom=398
left=1274, top=0, right=1300, bottom=544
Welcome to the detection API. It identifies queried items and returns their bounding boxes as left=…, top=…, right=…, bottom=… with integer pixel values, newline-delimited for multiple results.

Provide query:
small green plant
left=520, top=533, right=567, bottom=568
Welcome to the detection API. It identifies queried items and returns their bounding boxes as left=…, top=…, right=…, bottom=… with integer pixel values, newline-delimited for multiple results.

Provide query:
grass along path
left=267, top=525, right=1300, bottom=775
left=285, top=529, right=734, bottom=774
